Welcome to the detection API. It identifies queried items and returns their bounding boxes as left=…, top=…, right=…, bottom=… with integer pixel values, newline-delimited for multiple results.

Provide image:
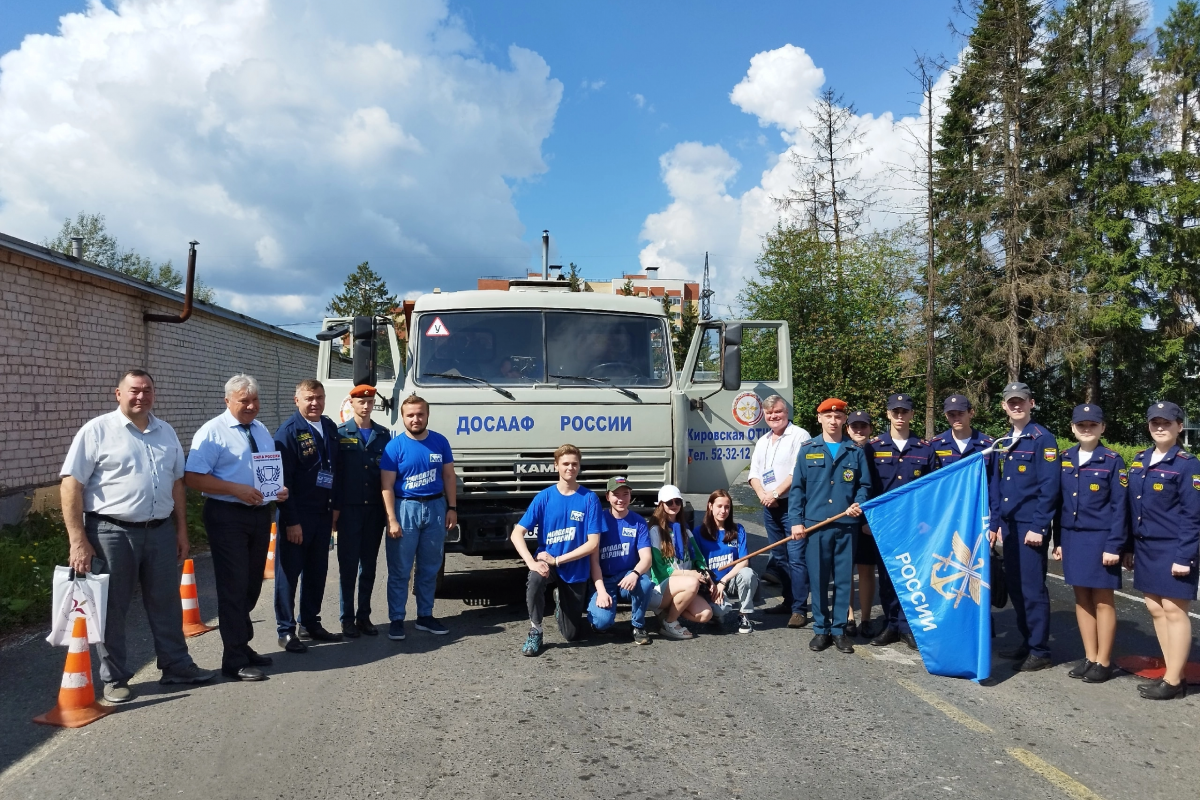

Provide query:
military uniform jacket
left=932, top=428, right=999, bottom=518
left=274, top=411, right=339, bottom=526
left=866, top=431, right=937, bottom=497
left=1127, top=445, right=1200, bottom=566
left=787, top=437, right=871, bottom=529
left=994, top=421, right=1061, bottom=535
left=332, top=420, right=392, bottom=511
left=1055, top=445, right=1129, bottom=553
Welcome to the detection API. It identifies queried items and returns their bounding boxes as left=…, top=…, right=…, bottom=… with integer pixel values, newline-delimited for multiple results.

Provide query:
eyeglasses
left=664, top=499, right=683, bottom=507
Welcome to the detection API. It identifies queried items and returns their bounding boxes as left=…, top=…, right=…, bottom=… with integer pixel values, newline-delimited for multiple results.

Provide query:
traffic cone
left=33, top=616, right=112, bottom=728
left=264, top=523, right=277, bottom=580
left=180, top=559, right=216, bottom=637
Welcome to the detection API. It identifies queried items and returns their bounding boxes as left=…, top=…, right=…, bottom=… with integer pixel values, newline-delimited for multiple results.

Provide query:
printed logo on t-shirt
left=545, top=526, right=578, bottom=545
left=600, top=542, right=631, bottom=561
left=403, top=469, right=438, bottom=492
left=569, top=510, right=584, bottom=522
left=621, top=526, right=638, bottom=538
left=706, top=552, right=734, bottom=571
left=429, top=453, right=443, bottom=463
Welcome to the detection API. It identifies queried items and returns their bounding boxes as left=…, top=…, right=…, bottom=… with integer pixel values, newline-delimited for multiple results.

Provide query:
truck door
left=317, top=316, right=402, bottom=428
left=678, top=320, right=791, bottom=494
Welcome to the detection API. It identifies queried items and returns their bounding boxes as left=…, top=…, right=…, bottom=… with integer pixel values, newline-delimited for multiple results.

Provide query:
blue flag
left=861, top=452, right=992, bottom=681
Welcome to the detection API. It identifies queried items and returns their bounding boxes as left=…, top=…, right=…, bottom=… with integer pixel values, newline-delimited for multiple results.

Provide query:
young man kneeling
left=510, top=444, right=602, bottom=657
left=588, top=477, right=654, bottom=645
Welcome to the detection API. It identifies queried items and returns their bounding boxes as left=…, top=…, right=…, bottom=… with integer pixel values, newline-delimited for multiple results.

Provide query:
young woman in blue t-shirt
left=694, top=490, right=759, bottom=634
left=647, top=485, right=712, bottom=640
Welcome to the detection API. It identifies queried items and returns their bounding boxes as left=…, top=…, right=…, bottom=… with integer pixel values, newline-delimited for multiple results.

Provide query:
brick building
left=0, top=231, right=318, bottom=524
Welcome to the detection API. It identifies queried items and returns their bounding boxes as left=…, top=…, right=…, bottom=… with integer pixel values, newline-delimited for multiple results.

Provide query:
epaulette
left=1179, top=450, right=1193, bottom=460
left=869, top=436, right=883, bottom=444
left=980, top=434, right=994, bottom=443
left=802, top=438, right=820, bottom=447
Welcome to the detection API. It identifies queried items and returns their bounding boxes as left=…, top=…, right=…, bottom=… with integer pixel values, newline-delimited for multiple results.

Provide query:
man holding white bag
left=60, top=369, right=216, bottom=704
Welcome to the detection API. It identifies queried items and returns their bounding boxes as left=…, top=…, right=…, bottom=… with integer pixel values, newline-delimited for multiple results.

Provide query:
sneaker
left=159, top=663, right=217, bottom=685
left=737, top=615, right=753, bottom=634
left=659, top=619, right=694, bottom=640
left=787, top=612, right=809, bottom=629
left=632, top=626, right=652, bottom=645
left=415, top=616, right=448, bottom=635
left=103, top=680, right=133, bottom=704
left=388, top=620, right=406, bottom=640
left=521, top=629, right=544, bottom=656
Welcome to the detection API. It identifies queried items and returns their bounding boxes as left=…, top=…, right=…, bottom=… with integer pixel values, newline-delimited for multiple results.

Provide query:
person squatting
left=513, top=391, right=1198, bottom=701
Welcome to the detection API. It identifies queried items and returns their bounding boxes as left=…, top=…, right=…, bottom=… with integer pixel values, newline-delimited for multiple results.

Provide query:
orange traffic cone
left=180, top=559, right=216, bottom=637
left=264, top=523, right=278, bottom=580
left=33, top=616, right=112, bottom=728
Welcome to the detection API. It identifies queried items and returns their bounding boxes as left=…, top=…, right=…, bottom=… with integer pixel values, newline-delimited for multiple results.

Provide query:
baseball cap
left=1147, top=401, right=1183, bottom=422
left=657, top=484, right=683, bottom=504
left=606, top=476, right=631, bottom=493
left=847, top=410, right=872, bottom=426
left=942, top=394, right=972, bottom=412
left=1071, top=404, right=1104, bottom=424
left=1002, top=382, right=1032, bottom=401
left=887, top=393, right=914, bottom=411
left=816, top=398, right=848, bottom=414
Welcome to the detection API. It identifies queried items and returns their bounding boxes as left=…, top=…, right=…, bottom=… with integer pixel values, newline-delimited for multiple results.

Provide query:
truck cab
left=316, top=288, right=791, bottom=556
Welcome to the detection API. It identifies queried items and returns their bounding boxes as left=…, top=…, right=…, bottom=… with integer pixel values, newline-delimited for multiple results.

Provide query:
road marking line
left=1046, top=572, right=1200, bottom=621
left=1007, top=747, right=1107, bottom=800
left=896, top=678, right=992, bottom=733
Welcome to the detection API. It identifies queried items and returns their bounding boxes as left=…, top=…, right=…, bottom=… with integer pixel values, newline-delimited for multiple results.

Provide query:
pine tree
left=327, top=262, right=399, bottom=318
left=567, top=262, right=584, bottom=292
left=675, top=297, right=699, bottom=370
left=620, top=278, right=635, bottom=296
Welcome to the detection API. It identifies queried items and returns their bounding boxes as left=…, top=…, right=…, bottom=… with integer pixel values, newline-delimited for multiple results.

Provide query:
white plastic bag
left=46, top=566, right=109, bottom=646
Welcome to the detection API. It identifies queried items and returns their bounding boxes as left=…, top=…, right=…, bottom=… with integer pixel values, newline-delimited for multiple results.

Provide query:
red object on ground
left=33, top=616, right=113, bottom=728
left=1116, top=655, right=1200, bottom=683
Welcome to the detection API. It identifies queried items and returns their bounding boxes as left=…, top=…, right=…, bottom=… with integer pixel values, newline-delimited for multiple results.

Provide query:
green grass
left=0, top=489, right=211, bottom=636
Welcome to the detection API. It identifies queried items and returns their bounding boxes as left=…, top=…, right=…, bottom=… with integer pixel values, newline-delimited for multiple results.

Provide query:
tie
left=240, top=424, right=259, bottom=453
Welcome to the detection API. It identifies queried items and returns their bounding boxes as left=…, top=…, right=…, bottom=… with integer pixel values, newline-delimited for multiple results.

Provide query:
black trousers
left=526, top=566, right=588, bottom=642
left=204, top=499, right=272, bottom=670
left=274, top=512, right=333, bottom=636
left=336, top=505, right=386, bottom=623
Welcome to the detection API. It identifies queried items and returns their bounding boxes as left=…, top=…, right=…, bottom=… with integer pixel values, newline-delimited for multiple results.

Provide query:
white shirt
left=893, top=436, right=910, bottom=452
left=953, top=435, right=970, bottom=453
left=748, top=423, right=810, bottom=493
left=1077, top=448, right=1094, bottom=466
left=185, top=409, right=277, bottom=505
left=307, top=419, right=324, bottom=439
left=60, top=409, right=185, bottom=522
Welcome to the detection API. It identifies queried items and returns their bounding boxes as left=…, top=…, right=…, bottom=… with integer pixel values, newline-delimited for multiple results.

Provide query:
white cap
left=657, top=484, right=683, bottom=504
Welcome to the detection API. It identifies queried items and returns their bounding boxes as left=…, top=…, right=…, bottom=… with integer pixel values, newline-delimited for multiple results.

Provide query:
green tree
left=567, top=262, right=584, bottom=292
left=675, top=298, right=699, bottom=371
left=45, top=212, right=215, bottom=303
left=327, top=262, right=399, bottom=317
left=620, top=278, right=635, bottom=296
left=740, top=224, right=915, bottom=424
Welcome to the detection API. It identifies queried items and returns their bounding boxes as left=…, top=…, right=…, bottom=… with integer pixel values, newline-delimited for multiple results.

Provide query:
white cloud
left=0, top=0, right=562, bottom=323
left=639, top=44, right=954, bottom=314
left=633, top=93, right=645, bottom=108
left=581, top=78, right=605, bottom=92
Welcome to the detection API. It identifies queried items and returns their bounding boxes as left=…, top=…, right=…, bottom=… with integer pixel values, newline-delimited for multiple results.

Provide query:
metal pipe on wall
left=144, top=241, right=198, bottom=323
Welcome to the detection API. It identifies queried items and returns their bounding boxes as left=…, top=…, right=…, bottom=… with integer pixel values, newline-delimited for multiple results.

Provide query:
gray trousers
left=709, top=568, right=760, bottom=617
left=86, top=517, right=193, bottom=683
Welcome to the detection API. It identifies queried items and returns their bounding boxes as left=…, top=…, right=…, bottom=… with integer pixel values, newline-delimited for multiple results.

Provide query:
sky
left=0, top=0, right=1174, bottom=330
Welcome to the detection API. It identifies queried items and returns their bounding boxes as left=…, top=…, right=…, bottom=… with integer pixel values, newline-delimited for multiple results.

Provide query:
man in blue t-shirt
left=509, top=443, right=603, bottom=656
left=380, top=395, right=456, bottom=642
left=587, top=476, right=654, bottom=645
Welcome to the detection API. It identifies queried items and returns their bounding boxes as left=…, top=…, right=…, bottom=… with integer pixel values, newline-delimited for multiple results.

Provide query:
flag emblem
left=1043, top=448, right=1057, bottom=462
left=1119, top=469, right=1128, bottom=487
left=931, top=533, right=990, bottom=608
left=1193, top=475, right=1200, bottom=490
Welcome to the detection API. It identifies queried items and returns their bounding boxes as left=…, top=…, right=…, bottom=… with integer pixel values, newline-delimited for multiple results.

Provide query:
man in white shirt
left=747, top=395, right=811, bottom=628
left=60, top=369, right=216, bottom=704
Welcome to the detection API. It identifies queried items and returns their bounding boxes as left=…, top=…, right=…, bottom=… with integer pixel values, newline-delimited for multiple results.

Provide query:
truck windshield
left=415, top=310, right=672, bottom=388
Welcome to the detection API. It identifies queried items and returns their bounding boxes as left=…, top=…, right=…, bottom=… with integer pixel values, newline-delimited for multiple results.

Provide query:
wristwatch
left=770, top=491, right=779, bottom=500
left=448, top=506, right=456, bottom=511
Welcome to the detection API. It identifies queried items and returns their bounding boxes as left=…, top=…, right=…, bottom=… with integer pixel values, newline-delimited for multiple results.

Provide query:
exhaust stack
left=541, top=230, right=549, bottom=280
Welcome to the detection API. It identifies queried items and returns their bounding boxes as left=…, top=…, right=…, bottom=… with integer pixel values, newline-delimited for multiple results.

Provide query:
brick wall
left=0, top=233, right=318, bottom=522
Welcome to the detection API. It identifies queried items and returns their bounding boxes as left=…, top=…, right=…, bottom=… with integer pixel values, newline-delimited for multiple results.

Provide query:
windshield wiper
left=423, top=372, right=515, bottom=400
left=550, top=374, right=640, bottom=402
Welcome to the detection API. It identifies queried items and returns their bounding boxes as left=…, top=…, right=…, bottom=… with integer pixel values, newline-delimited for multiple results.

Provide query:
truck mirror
left=721, top=322, right=741, bottom=391
left=352, top=316, right=377, bottom=387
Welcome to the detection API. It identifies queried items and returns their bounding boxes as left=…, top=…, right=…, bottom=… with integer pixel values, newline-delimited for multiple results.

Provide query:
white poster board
left=252, top=452, right=284, bottom=501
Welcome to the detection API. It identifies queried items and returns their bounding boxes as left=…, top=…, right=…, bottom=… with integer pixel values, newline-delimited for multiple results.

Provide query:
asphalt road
left=1, top=490, right=1198, bottom=800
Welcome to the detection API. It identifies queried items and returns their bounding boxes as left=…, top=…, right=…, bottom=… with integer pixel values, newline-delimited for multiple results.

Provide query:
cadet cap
left=887, top=393, right=914, bottom=411
left=816, top=398, right=848, bottom=414
left=1002, top=382, right=1032, bottom=401
left=1147, top=401, right=1183, bottom=423
left=607, top=476, right=631, bottom=493
left=847, top=410, right=872, bottom=426
left=1071, top=404, right=1104, bottom=424
left=348, top=384, right=377, bottom=398
left=943, top=394, right=972, bottom=412
left=657, top=484, right=683, bottom=504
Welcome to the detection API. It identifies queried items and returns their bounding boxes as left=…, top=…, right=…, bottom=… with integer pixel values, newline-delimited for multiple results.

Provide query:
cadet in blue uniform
left=866, top=394, right=937, bottom=651
left=331, top=384, right=392, bottom=638
left=1127, top=401, right=1200, bottom=700
left=274, top=379, right=343, bottom=652
left=788, top=398, right=870, bottom=654
left=845, top=410, right=878, bottom=638
left=989, top=381, right=1060, bottom=672
left=1050, top=404, right=1128, bottom=684
left=930, top=394, right=996, bottom=471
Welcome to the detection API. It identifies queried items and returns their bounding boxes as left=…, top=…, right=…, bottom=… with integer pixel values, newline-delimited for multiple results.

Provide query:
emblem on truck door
left=514, top=461, right=557, bottom=475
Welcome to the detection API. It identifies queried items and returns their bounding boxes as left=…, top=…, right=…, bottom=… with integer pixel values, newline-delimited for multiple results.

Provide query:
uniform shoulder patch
left=1118, top=469, right=1128, bottom=487
left=1193, top=475, right=1200, bottom=490
left=1043, top=447, right=1057, bottom=462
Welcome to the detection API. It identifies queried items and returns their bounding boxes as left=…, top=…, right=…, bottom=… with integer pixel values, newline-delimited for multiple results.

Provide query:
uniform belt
left=86, top=512, right=171, bottom=529
left=400, top=493, right=444, bottom=503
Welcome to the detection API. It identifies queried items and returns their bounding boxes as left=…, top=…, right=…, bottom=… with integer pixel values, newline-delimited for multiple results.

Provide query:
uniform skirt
left=855, top=530, right=879, bottom=566
left=1060, top=527, right=1121, bottom=590
left=1133, top=536, right=1200, bottom=600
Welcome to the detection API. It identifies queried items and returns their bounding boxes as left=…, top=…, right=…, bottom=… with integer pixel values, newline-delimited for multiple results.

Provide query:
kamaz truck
left=315, top=286, right=792, bottom=557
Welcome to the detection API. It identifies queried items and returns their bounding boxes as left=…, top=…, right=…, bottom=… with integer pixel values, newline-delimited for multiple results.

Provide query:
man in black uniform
left=332, top=384, right=392, bottom=638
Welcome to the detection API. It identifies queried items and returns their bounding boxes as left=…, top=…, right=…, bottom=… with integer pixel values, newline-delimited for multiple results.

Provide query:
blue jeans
left=587, top=573, right=654, bottom=630
left=765, top=500, right=809, bottom=614
left=384, top=497, right=446, bottom=621
left=275, top=512, right=332, bottom=636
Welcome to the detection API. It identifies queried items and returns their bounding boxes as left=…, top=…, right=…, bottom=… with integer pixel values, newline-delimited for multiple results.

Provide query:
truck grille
left=458, top=450, right=668, bottom=496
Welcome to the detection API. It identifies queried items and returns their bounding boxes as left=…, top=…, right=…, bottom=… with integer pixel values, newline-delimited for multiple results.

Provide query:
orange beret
left=816, top=398, right=848, bottom=414
left=348, top=384, right=377, bottom=398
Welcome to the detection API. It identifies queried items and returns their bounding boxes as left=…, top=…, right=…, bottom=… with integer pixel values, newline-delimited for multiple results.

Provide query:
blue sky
left=0, top=0, right=1175, bottom=324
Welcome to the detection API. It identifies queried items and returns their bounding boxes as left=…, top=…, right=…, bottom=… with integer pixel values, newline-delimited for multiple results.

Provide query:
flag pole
left=724, top=509, right=853, bottom=570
